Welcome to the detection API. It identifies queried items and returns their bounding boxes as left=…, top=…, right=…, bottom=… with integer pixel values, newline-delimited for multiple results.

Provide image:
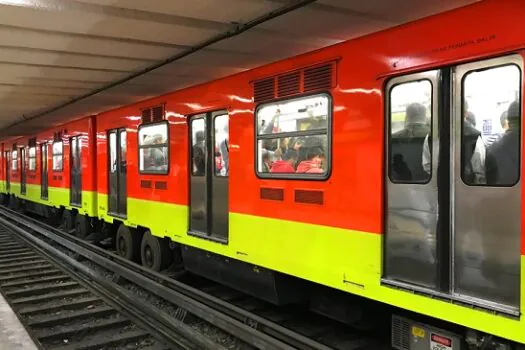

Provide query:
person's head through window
left=405, top=102, right=427, bottom=127
left=296, top=147, right=325, bottom=173
left=195, top=130, right=204, bottom=145
left=271, top=149, right=297, bottom=173
left=506, top=100, right=520, bottom=131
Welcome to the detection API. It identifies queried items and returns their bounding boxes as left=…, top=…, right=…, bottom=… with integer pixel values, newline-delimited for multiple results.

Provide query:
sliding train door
left=5, top=151, right=9, bottom=192
left=70, top=136, right=82, bottom=206
left=41, top=143, right=48, bottom=199
left=189, top=111, right=229, bottom=242
left=108, top=129, right=127, bottom=217
left=384, top=54, right=522, bottom=313
left=20, top=147, right=26, bottom=195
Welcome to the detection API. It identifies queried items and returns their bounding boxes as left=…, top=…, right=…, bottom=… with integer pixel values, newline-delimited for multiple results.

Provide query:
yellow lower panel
left=0, top=180, right=5, bottom=194
left=97, top=195, right=525, bottom=345
left=9, top=182, right=97, bottom=217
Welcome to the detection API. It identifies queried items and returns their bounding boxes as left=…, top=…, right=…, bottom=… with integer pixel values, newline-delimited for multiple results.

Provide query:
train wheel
left=116, top=225, right=140, bottom=262
left=140, top=231, right=172, bottom=272
left=75, top=214, right=92, bottom=240
left=61, top=210, right=75, bottom=233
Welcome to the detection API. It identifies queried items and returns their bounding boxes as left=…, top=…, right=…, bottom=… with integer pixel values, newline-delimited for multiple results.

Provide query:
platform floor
left=0, top=292, right=38, bottom=350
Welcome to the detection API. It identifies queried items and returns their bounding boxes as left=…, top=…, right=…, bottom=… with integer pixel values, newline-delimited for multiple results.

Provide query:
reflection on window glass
left=256, top=94, right=330, bottom=176
left=463, top=64, right=521, bottom=186
left=191, top=118, right=206, bottom=176
left=41, top=144, right=47, bottom=171
left=138, top=123, right=167, bottom=174
left=11, top=150, right=18, bottom=171
left=109, top=132, right=117, bottom=174
left=29, top=147, right=36, bottom=171
left=257, top=95, right=328, bottom=135
left=120, top=131, right=126, bottom=174
left=52, top=141, right=63, bottom=171
left=389, top=80, right=432, bottom=183
left=214, top=114, right=228, bottom=176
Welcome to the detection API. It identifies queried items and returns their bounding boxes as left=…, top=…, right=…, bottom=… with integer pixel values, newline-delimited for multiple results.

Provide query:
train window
left=11, top=150, right=17, bottom=171
left=28, top=146, right=36, bottom=171
left=256, top=94, right=330, bottom=177
left=191, top=118, right=206, bottom=176
left=109, top=132, right=117, bottom=173
left=388, top=80, right=432, bottom=183
left=138, top=122, right=168, bottom=174
left=462, top=64, right=521, bottom=186
left=214, top=114, right=228, bottom=176
left=52, top=141, right=63, bottom=171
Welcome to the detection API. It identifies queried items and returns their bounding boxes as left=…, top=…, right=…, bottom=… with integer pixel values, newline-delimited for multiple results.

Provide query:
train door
left=189, top=111, right=229, bottom=242
left=383, top=54, right=522, bottom=313
left=108, top=129, right=127, bottom=217
left=70, top=136, right=82, bottom=206
left=4, top=151, right=9, bottom=192
left=41, top=143, right=48, bottom=199
left=20, top=147, right=26, bottom=195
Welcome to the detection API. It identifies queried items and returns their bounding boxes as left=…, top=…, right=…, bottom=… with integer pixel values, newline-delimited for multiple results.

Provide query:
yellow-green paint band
left=6, top=182, right=97, bottom=217
left=94, top=195, right=525, bottom=345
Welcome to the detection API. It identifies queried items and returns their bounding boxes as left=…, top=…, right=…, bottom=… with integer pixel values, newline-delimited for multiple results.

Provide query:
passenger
left=296, top=147, right=325, bottom=173
left=192, top=130, right=206, bottom=175
left=219, top=135, right=229, bottom=175
left=484, top=110, right=508, bottom=147
left=261, top=152, right=272, bottom=172
left=485, top=101, right=520, bottom=185
left=392, top=103, right=429, bottom=182
left=271, top=149, right=297, bottom=173
left=461, top=107, right=486, bottom=184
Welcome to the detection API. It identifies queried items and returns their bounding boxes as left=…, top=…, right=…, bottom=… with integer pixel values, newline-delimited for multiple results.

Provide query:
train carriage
left=0, top=117, right=97, bottom=234
left=0, top=0, right=524, bottom=348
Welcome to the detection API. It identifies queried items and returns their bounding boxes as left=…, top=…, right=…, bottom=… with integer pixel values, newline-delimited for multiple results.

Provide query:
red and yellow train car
left=0, top=0, right=524, bottom=348
left=0, top=117, right=97, bottom=232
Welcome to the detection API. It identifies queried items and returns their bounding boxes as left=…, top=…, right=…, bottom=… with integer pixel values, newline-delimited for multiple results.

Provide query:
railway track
left=0, top=227, right=176, bottom=350
left=0, top=204, right=393, bottom=350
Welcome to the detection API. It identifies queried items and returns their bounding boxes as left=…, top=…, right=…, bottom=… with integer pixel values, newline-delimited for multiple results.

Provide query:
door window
left=461, top=64, right=521, bottom=186
left=389, top=80, right=432, bottom=183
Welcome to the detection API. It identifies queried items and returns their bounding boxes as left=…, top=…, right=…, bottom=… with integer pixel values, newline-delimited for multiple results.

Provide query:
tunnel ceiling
left=0, top=0, right=478, bottom=138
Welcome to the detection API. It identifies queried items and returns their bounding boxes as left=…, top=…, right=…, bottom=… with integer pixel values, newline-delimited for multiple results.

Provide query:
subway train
left=0, top=0, right=524, bottom=348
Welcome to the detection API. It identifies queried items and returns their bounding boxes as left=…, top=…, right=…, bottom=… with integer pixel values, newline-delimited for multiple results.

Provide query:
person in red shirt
left=270, top=149, right=297, bottom=173
left=296, top=147, right=325, bottom=174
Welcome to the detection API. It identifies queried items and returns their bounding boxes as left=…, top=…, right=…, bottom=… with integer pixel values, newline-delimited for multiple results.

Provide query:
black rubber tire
left=141, top=231, right=172, bottom=272
left=61, top=210, right=75, bottom=233
left=116, top=225, right=141, bottom=262
left=75, top=214, right=92, bottom=240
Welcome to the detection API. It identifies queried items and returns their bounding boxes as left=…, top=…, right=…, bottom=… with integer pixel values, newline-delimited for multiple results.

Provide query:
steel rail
left=0, top=205, right=333, bottom=350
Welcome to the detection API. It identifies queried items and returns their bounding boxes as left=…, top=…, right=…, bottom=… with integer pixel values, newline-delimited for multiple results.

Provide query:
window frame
left=52, top=140, right=64, bottom=172
left=28, top=146, right=36, bottom=172
left=11, top=149, right=18, bottom=171
left=460, top=62, right=522, bottom=187
left=387, top=78, right=434, bottom=185
left=137, top=120, right=170, bottom=175
left=254, top=92, right=333, bottom=181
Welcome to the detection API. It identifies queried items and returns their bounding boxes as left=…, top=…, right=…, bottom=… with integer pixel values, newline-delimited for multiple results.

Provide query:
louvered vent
left=391, top=316, right=410, bottom=350
left=254, top=78, right=275, bottom=103
left=260, top=187, right=284, bottom=201
left=28, top=137, right=36, bottom=147
left=142, top=105, right=165, bottom=124
left=53, top=132, right=62, bottom=142
left=253, top=61, right=336, bottom=103
left=152, top=106, right=164, bottom=121
left=294, top=190, right=324, bottom=205
left=277, top=71, right=300, bottom=97
left=304, top=64, right=333, bottom=92
left=141, top=108, right=152, bottom=124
